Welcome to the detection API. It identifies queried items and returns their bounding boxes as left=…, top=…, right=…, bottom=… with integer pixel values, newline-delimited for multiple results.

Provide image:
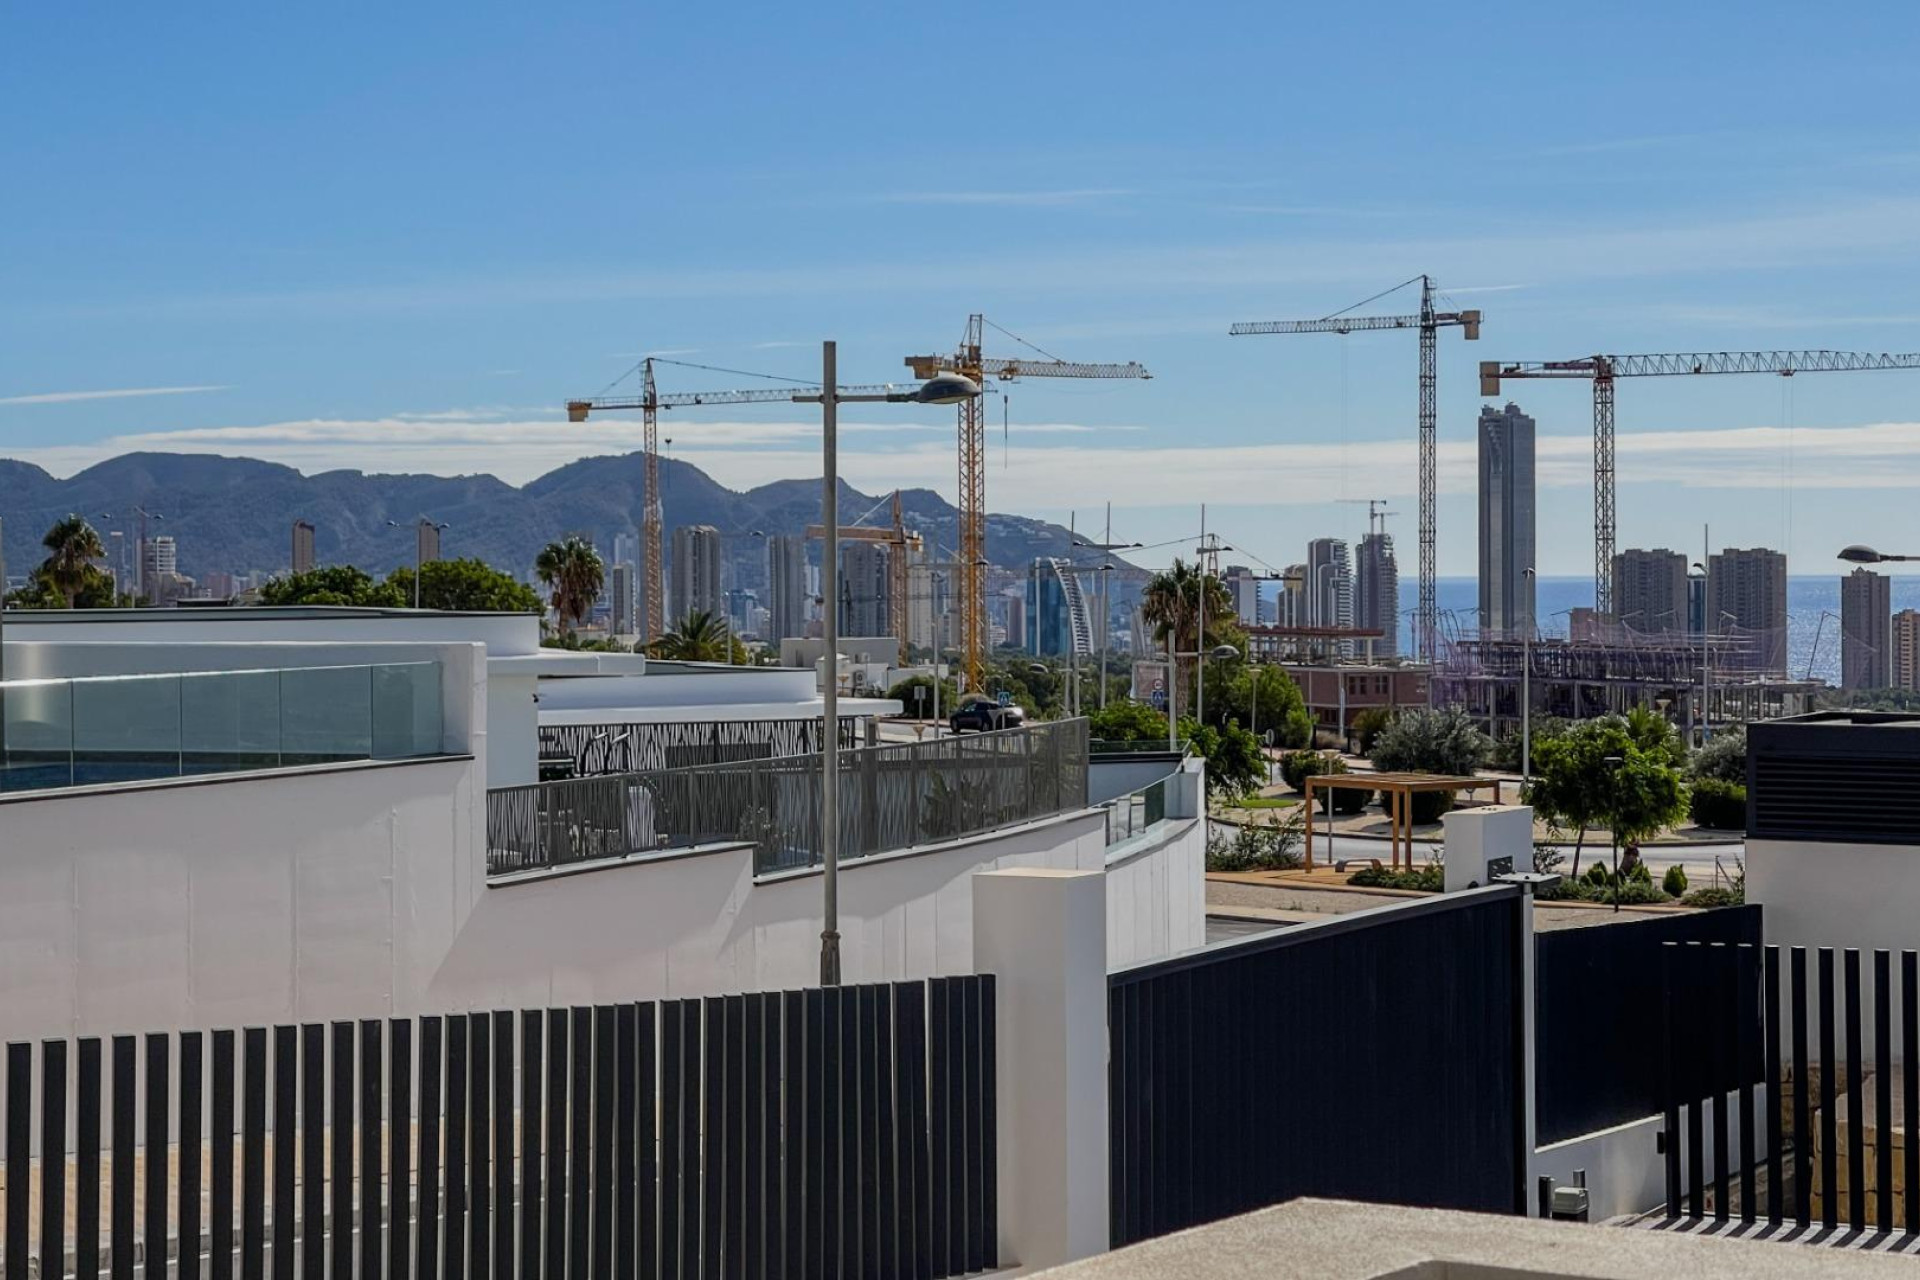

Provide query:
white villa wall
left=0, top=756, right=482, bottom=1041
left=1104, top=820, right=1207, bottom=969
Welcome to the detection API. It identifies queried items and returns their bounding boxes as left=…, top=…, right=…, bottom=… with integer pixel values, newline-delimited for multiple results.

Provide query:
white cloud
left=0, top=384, right=230, bottom=406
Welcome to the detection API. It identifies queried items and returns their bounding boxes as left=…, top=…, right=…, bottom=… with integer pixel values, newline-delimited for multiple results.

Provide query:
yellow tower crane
left=905, top=315, right=1150, bottom=692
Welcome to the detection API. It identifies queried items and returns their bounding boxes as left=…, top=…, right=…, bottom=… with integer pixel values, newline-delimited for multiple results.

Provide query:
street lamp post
left=388, top=518, right=450, bottom=609
left=1522, top=566, right=1535, bottom=785
left=794, top=343, right=979, bottom=987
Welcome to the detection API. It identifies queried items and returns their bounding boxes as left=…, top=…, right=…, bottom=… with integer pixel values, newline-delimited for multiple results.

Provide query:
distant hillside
left=0, top=451, right=1142, bottom=598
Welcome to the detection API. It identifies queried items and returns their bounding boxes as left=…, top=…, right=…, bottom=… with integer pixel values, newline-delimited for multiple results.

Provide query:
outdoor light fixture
left=1839, top=544, right=1916, bottom=564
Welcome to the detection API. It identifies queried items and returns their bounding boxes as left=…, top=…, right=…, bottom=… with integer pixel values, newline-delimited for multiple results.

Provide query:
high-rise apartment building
left=1840, top=567, right=1892, bottom=691
left=1893, top=609, right=1920, bottom=691
left=1277, top=564, right=1307, bottom=628
left=1355, top=531, right=1399, bottom=657
left=839, top=541, right=892, bottom=637
left=1305, top=538, right=1353, bottom=655
left=1005, top=591, right=1029, bottom=652
left=609, top=562, right=637, bottom=636
left=612, top=530, right=638, bottom=572
left=144, top=535, right=178, bottom=580
left=291, top=520, right=316, bottom=575
left=417, top=520, right=442, bottom=566
left=1613, top=548, right=1689, bottom=634
left=1477, top=402, right=1536, bottom=636
left=908, top=563, right=950, bottom=655
left=1025, top=558, right=1091, bottom=657
left=1223, top=565, right=1262, bottom=626
left=1707, top=547, right=1788, bottom=675
left=670, top=525, right=723, bottom=622
left=764, top=535, right=808, bottom=644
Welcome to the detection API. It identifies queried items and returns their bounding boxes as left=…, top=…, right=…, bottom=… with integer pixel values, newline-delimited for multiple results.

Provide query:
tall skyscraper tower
left=609, top=562, right=637, bottom=636
left=669, top=525, right=723, bottom=622
left=765, top=535, right=809, bottom=644
left=1841, top=566, right=1892, bottom=690
left=416, top=520, right=442, bottom=566
left=1893, top=609, right=1920, bottom=691
left=1223, top=565, right=1262, bottom=627
left=1707, top=547, right=1788, bottom=675
left=1477, top=401, right=1537, bottom=636
left=1612, top=549, right=1689, bottom=633
left=1025, top=558, right=1091, bottom=656
left=291, top=520, right=316, bottom=575
left=144, top=535, right=178, bottom=580
left=1304, top=539, right=1353, bottom=629
left=839, top=541, right=892, bottom=637
left=1355, top=528, right=1399, bottom=658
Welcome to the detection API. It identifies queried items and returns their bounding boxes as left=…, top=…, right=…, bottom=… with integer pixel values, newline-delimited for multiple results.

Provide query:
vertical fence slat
left=1662, top=943, right=1682, bottom=1216
left=856, top=986, right=878, bottom=1280
left=927, top=981, right=949, bottom=1279
left=493, top=1012, right=514, bottom=1280
left=781, top=991, right=807, bottom=1280
left=617, top=1004, right=640, bottom=1280
left=703, top=996, right=727, bottom=1280
left=1845, top=949, right=1865, bottom=1231
left=301, top=1025, right=326, bottom=1280
left=6, top=1042, right=30, bottom=1280
left=874, top=989, right=896, bottom=1280
left=805, top=989, right=825, bottom=1280
left=594, top=1005, right=618, bottom=1279
left=1737, top=945, right=1756, bottom=1224
left=206, top=1033, right=231, bottom=1280
left=835, top=988, right=857, bottom=1280
left=146, top=1034, right=172, bottom=1279
left=660, top=1003, right=683, bottom=1280
left=544, top=1009, right=568, bottom=1280
left=724, top=995, right=747, bottom=1280
left=1791, top=948, right=1812, bottom=1227
left=271, top=1026, right=296, bottom=1275
left=978, top=974, right=998, bottom=1272
left=519, top=1011, right=544, bottom=1280
left=180, top=1031, right=203, bottom=1280
left=570, top=1008, right=593, bottom=1279
left=77, top=1036, right=103, bottom=1280
left=1764, top=946, right=1783, bottom=1227
left=240, top=1028, right=266, bottom=1280
left=392, top=1018, right=415, bottom=1280
left=743, top=994, right=766, bottom=1280
left=1819, top=948, right=1837, bottom=1231
left=111, top=1035, right=135, bottom=1280
left=1710, top=947, right=1730, bottom=1221
left=1875, top=950, right=1893, bottom=1233
left=468, top=1013, right=490, bottom=1280
left=363, top=1019, right=387, bottom=1280
left=444, top=1015, right=468, bottom=1280
left=639, top=1002, right=660, bottom=1280
left=1907, top=952, right=1919, bottom=1238
left=332, top=1021, right=357, bottom=1280
left=42, top=1040, right=68, bottom=1280
left=418, top=1017, right=444, bottom=1280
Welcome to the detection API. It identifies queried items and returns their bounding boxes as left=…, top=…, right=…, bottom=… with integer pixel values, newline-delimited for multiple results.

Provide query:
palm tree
left=40, top=514, right=107, bottom=608
left=649, top=609, right=734, bottom=662
left=1140, top=558, right=1234, bottom=710
left=534, top=535, right=604, bottom=637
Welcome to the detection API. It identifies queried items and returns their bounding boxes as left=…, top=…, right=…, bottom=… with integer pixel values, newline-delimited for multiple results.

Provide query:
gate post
left=973, top=868, right=1108, bottom=1269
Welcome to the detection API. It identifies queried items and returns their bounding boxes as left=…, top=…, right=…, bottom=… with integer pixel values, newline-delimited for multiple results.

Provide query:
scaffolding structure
left=1437, top=625, right=1818, bottom=741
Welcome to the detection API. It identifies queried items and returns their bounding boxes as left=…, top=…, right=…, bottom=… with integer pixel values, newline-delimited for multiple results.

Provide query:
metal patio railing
left=487, top=719, right=1090, bottom=877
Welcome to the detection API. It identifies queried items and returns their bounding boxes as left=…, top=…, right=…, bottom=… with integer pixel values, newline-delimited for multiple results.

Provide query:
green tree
left=1088, top=699, right=1169, bottom=743
left=647, top=609, right=733, bottom=661
left=1623, top=704, right=1688, bottom=768
left=387, top=558, right=542, bottom=612
left=1368, top=706, right=1491, bottom=775
left=38, top=515, right=107, bottom=608
left=1690, top=723, right=1747, bottom=785
left=1180, top=715, right=1263, bottom=799
left=1206, top=662, right=1313, bottom=748
left=534, top=535, right=604, bottom=638
left=1140, top=559, right=1234, bottom=711
left=5, top=564, right=119, bottom=609
left=886, top=674, right=961, bottom=719
left=1526, top=715, right=1687, bottom=878
left=256, top=565, right=406, bottom=607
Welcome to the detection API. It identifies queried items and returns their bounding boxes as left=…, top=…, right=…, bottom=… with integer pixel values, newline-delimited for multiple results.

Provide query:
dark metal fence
left=1107, top=887, right=1528, bottom=1248
left=1663, top=941, right=1920, bottom=1235
left=1535, top=905, right=1761, bottom=1145
left=0, top=977, right=996, bottom=1279
left=489, top=720, right=1090, bottom=877
left=539, top=718, right=863, bottom=778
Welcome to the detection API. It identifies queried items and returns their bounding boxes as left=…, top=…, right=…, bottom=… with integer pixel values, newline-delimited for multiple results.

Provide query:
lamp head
left=1839, top=544, right=1884, bottom=564
left=914, top=373, right=981, bottom=405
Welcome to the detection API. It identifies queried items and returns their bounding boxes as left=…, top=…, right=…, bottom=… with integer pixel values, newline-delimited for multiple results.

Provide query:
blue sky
left=7, top=2, right=1920, bottom=578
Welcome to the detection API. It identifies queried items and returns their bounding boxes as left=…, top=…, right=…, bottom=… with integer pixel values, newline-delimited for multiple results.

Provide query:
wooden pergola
left=1302, top=772, right=1505, bottom=871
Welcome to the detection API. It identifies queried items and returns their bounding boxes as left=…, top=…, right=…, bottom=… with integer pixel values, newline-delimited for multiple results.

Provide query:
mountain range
left=0, top=451, right=1144, bottom=599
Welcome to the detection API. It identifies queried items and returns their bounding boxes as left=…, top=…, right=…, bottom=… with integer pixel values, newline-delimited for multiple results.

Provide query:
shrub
left=1280, top=749, right=1338, bottom=793
left=1406, top=789, right=1455, bottom=825
left=1681, top=885, right=1743, bottom=909
left=1689, top=778, right=1747, bottom=831
left=1690, top=724, right=1747, bottom=785
left=1348, top=863, right=1445, bottom=892
left=1663, top=864, right=1689, bottom=897
left=1352, top=707, right=1394, bottom=755
left=1534, top=877, right=1672, bottom=905
left=1368, top=705, right=1492, bottom=777
left=1323, top=784, right=1373, bottom=816
left=1205, top=814, right=1305, bottom=872
left=1584, top=860, right=1612, bottom=887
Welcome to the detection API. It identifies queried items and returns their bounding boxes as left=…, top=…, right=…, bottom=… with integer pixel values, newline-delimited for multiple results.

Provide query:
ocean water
left=1432, top=576, right=1918, bottom=687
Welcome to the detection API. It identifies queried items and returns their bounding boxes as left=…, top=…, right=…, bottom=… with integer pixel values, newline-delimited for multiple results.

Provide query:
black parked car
left=949, top=696, right=1026, bottom=734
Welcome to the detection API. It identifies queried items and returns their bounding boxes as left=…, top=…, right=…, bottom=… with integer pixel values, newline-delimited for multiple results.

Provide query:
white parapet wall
left=1442, top=804, right=1534, bottom=892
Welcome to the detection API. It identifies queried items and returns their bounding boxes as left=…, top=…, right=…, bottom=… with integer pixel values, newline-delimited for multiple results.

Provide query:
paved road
left=1283, top=825, right=1746, bottom=881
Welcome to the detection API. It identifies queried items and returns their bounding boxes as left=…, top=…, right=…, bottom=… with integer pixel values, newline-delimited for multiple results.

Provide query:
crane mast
left=1480, top=349, right=1920, bottom=617
left=905, top=315, right=1150, bottom=693
left=1231, top=276, right=1480, bottom=668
